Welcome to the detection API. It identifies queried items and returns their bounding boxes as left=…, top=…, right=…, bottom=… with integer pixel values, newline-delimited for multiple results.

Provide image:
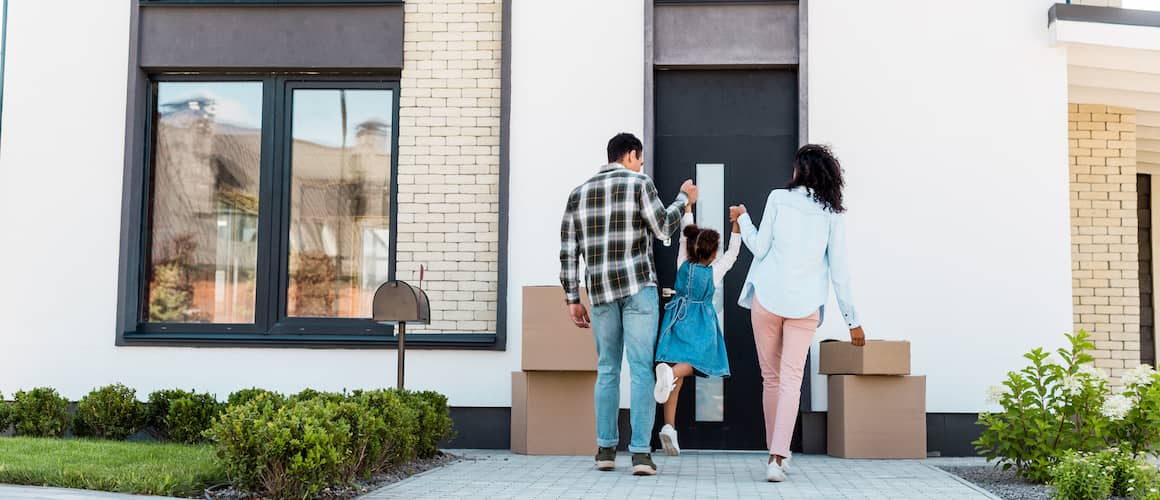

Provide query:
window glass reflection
left=287, top=89, right=394, bottom=318
left=145, top=82, right=263, bottom=323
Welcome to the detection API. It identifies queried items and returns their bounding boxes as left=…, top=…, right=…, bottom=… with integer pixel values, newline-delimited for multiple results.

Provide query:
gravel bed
left=939, top=466, right=1050, bottom=500
left=940, top=465, right=1138, bottom=500
left=205, top=452, right=459, bottom=499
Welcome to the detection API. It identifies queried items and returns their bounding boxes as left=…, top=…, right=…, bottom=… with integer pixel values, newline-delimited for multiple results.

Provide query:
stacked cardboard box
left=819, top=340, right=926, bottom=459
left=511, top=286, right=598, bottom=455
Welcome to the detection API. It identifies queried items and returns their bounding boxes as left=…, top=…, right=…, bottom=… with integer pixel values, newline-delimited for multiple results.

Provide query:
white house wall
left=0, top=0, right=1077, bottom=415
left=807, top=0, right=1074, bottom=412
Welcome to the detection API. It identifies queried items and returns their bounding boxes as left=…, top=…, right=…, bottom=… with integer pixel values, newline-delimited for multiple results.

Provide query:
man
left=559, top=132, right=697, bottom=476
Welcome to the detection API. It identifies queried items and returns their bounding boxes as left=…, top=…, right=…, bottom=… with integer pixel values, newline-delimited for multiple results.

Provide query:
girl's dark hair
left=787, top=144, right=846, bottom=213
left=684, top=225, right=720, bottom=264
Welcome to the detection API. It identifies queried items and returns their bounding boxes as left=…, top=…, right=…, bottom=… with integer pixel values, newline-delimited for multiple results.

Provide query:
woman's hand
left=849, top=326, right=865, bottom=347
left=729, top=205, right=746, bottom=222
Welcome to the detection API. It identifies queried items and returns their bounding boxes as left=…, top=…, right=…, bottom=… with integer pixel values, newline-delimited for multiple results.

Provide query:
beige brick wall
left=1070, top=103, right=1140, bottom=376
left=396, top=0, right=503, bottom=333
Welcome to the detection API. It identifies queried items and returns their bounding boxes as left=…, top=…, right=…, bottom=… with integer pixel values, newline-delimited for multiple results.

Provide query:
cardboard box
left=511, top=371, right=597, bottom=455
left=522, top=286, right=597, bottom=371
left=819, top=340, right=911, bottom=375
left=827, top=375, right=927, bottom=459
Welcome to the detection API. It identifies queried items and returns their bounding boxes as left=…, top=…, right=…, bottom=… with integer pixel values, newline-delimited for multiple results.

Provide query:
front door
left=652, top=69, right=799, bottom=450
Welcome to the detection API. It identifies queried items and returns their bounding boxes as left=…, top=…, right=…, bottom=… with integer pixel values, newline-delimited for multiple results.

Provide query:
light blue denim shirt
left=737, top=186, right=860, bottom=329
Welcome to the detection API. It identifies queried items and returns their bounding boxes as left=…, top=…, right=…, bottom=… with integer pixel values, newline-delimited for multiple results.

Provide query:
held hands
left=849, top=326, right=866, bottom=347
left=680, top=179, right=699, bottom=205
left=729, top=205, right=747, bottom=223
left=569, top=303, right=591, bottom=329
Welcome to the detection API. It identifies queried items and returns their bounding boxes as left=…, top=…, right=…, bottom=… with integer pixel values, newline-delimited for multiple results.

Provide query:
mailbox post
left=372, top=278, right=431, bottom=390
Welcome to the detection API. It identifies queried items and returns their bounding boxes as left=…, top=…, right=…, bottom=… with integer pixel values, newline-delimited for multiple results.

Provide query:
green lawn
left=0, top=437, right=226, bottom=497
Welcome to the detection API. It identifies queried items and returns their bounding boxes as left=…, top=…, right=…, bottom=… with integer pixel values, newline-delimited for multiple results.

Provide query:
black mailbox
left=372, top=279, right=431, bottom=390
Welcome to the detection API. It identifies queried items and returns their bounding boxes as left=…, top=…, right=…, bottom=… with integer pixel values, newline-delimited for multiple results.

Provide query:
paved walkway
left=364, top=450, right=999, bottom=500
left=0, top=485, right=177, bottom=499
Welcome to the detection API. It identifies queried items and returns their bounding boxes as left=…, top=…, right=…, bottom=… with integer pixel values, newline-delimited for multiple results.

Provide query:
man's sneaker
left=654, top=364, right=676, bottom=403
left=595, top=447, right=616, bottom=471
left=632, top=453, right=657, bottom=476
left=766, top=460, right=788, bottom=482
left=658, top=424, right=680, bottom=457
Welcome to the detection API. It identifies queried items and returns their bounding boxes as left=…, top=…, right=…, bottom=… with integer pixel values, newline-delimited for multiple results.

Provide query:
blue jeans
left=590, top=287, right=659, bottom=454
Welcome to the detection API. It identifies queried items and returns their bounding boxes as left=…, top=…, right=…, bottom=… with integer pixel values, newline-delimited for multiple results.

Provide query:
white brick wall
left=397, top=0, right=503, bottom=333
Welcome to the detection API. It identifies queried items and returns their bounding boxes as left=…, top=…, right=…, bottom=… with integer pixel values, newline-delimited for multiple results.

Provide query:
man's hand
left=680, top=180, right=699, bottom=205
left=729, top=205, right=746, bottom=222
left=849, top=326, right=866, bottom=347
left=569, top=303, right=591, bottom=329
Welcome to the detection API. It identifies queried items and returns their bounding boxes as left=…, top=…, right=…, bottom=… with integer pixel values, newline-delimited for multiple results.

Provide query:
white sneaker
left=766, top=461, right=787, bottom=482
left=654, top=364, right=676, bottom=403
left=659, top=424, right=681, bottom=456
left=780, top=455, right=791, bottom=473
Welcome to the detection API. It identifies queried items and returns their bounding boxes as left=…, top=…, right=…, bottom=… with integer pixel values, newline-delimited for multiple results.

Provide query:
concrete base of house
left=441, top=407, right=985, bottom=457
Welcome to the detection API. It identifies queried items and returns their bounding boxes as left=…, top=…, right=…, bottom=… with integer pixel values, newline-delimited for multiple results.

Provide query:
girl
left=732, top=144, right=866, bottom=482
left=652, top=203, right=741, bottom=457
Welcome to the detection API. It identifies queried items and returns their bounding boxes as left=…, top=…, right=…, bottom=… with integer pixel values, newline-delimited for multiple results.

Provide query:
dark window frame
left=116, top=73, right=500, bottom=348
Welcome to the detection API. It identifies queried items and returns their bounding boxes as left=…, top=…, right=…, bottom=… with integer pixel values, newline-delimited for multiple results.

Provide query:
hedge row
left=0, top=385, right=453, bottom=498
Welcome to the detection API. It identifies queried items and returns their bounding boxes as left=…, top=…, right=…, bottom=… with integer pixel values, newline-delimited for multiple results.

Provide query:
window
left=133, top=76, right=399, bottom=340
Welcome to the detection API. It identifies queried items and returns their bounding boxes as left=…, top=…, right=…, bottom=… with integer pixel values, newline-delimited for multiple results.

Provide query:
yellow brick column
left=396, top=0, right=503, bottom=333
left=1069, top=103, right=1140, bottom=376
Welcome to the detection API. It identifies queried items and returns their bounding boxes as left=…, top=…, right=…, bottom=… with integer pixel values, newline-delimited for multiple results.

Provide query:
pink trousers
left=752, top=300, right=820, bottom=458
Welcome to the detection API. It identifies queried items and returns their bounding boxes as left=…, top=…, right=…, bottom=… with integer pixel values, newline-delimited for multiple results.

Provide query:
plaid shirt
left=560, top=164, right=689, bottom=306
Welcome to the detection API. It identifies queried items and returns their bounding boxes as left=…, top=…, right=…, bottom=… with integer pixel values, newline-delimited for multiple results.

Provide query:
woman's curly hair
left=787, top=144, right=845, bottom=213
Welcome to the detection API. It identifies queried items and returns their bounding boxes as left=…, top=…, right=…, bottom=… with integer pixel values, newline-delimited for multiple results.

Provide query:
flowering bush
left=1050, top=450, right=1113, bottom=500
left=1105, top=364, right=1160, bottom=455
left=975, top=332, right=1109, bottom=482
left=976, top=330, right=1160, bottom=483
left=1050, top=448, right=1159, bottom=500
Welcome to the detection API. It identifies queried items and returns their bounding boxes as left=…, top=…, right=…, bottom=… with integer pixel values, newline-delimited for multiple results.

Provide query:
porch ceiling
left=1068, top=44, right=1160, bottom=171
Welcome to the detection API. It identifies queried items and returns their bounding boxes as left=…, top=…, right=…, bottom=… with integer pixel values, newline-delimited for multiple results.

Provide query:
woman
left=730, top=144, right=866, bottom=483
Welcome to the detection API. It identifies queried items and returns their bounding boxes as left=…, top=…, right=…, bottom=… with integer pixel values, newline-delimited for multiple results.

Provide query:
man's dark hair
left=607, top=133, right=643, bottom=164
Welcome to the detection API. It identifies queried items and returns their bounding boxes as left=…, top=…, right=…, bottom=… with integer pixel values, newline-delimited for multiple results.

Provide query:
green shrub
left=74, top=384, right=144, bottom=440
left=206, top=393, right=349, bottom=499
left=1095, top=448, right=1155, bottom=498
left=12, top=388, right=70, bottom=438
left=346, top=390, right=420, bottom=474
left=0, top=392, right=12, bottom=433
left=975, top=332, right=1109, bottom=482
left=1106, top=366, right=1160, bottom=455
left=167, top=394, right=220, bottom=444
left=399, top=390, right=454, bottom=459
left=226, top=388, right=282, bottom=408
left=145, top=389, right=192, bottom=439
left=145, top=389, right=220, bottom=443
left=290, top=388, right=345, bottom=404
left=1051, top=450, right=1114, bottom=500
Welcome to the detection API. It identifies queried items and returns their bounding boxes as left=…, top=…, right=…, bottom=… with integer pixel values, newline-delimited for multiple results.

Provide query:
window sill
left=118, top=332, right=501, bottom=350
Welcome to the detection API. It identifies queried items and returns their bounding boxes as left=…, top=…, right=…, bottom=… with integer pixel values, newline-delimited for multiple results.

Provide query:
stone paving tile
left=0, top=485, right=180, bottom=500
left=363, top=450, right=998, bottom=500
